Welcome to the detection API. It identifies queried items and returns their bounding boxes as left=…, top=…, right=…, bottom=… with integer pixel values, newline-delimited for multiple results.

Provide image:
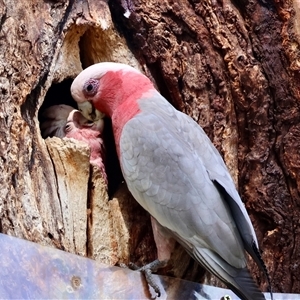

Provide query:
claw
left=143, top=266, right=161, bottom=297
left=126, top=259, right=168, bottom=297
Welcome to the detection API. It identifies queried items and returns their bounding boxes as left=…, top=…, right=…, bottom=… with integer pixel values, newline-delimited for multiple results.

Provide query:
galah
left=41, top=104, right=107, bottom=183
left=70, top=62, right=273, bottom=300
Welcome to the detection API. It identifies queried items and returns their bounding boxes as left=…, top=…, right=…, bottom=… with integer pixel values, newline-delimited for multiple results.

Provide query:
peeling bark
left=0, top=0, right=143, bottom=265
left=1, top=0, right=300, bottom=295
left=109, top=0, right=300, bottom=293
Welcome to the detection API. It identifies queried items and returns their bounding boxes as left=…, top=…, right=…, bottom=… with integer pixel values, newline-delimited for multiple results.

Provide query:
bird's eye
left=83, top=79, right=98, bottom=96
left=65, top=123, right=71, bottom=132
left=86, top=84, right=93, bottom=92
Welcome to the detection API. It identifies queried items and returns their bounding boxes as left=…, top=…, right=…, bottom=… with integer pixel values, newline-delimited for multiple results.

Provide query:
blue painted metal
left=0, top=234, right=296, bottom=299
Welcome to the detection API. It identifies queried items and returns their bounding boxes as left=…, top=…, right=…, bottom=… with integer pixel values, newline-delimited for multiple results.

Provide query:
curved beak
left=77, top=101, right=105, bottom=122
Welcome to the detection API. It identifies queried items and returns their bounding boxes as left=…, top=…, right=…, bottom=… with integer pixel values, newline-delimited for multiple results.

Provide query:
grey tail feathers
left=213, top=181, right=273, bottom=299
left=251, top=241, right=273, bottom=300
left=192, top=249, right=266, bottom=300
left=244, top=239, right=273, bottom=300
left=227, top=267, right=267, bottom=300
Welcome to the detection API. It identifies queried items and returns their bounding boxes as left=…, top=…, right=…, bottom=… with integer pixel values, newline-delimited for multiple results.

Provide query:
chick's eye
left=83, top=79, right=98, bottom=96
left=65, top=123, right=71, bottom=132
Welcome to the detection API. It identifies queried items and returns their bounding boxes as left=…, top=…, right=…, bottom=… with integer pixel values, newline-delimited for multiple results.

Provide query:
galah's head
left=70, top=62, right=153, bottom=121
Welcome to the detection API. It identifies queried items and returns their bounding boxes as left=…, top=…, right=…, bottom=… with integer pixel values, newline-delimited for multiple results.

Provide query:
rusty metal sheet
left=0, top=233, right=296, bottom=299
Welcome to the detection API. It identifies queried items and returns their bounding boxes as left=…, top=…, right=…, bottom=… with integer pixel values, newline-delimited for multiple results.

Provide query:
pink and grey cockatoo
left=41, top=104, right=107, bottom=183
left=70, top=63, right=272, bottom=300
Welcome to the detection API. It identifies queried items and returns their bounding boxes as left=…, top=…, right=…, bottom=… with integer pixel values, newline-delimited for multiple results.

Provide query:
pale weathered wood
left=0, top=0, right=143, bottom=266
left=1, top=0, right=300, bottom=294
left=45, top=137, right=90, bottom=255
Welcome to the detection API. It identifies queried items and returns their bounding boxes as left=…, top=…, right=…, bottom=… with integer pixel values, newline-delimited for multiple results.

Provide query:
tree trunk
left=0, top=0, right=145, bottom=265
left=109, top=0, right=300, bottom=293
left=0, top=0, right=299, bottom=295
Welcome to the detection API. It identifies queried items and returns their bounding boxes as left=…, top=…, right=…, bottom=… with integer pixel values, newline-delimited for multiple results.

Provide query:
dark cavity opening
left=39, top=79, right=77, bottom=116
left=39, top=79, right=123, bottom=198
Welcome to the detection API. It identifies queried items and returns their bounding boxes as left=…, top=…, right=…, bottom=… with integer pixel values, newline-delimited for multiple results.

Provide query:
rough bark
left=109, top=0, right=300, bottom=293
left=0, top=0, right=300, bottom=295
left=0, top=0, right=145, bottom=267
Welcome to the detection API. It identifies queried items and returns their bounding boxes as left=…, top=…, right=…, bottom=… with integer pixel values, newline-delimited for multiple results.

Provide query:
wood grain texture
left=109, top=0, right=300, bottom=293
left=1, top=0, right=300, bottom=294
left=0, top=0, right=143, bottom=269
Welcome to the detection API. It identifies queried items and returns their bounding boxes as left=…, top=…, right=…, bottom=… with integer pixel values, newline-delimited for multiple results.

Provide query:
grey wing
left=176, top=111, right=270, bottom=272
left=172, top=103, right=271, bottom=298
left=120, top=111, right=246, bottom=268
left=138, top=93, right=258, bottom=248
left=137, top=94, right=270, bottom=290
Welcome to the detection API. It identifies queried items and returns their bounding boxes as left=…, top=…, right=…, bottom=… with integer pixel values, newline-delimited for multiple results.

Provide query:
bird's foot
left=124, top=259, right=167, bottom=297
